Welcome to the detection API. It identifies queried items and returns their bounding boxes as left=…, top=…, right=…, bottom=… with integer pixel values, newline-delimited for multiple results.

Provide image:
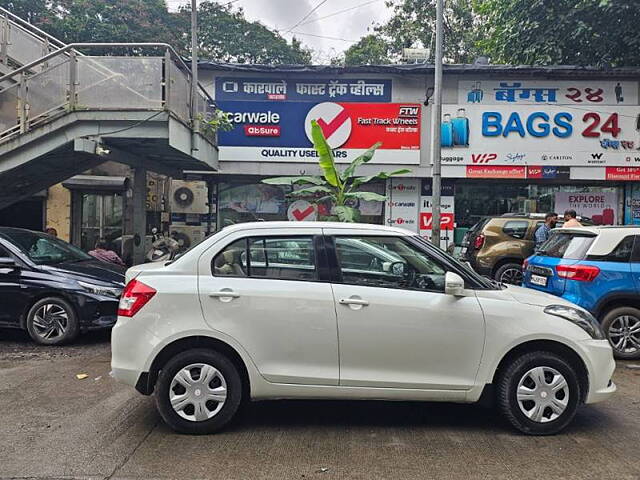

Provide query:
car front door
left=0, top=242, right=31, bottom=326
left=325, top=230, right=485, bottom=390
left=198, top=229, right=339, bottom=386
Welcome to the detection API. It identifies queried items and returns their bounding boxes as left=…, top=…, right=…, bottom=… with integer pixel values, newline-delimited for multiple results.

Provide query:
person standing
left=563, top=209, right=583, bottom=228
left=534, top=212, right=558, bottom=249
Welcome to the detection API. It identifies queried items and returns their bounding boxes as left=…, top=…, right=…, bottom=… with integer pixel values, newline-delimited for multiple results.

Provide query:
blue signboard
left=215, top=77, right=392, bottom=103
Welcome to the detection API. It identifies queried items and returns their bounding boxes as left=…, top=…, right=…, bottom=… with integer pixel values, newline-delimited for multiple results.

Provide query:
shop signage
left=385, top=178, right=420, bottom=233
left=459, top=80, right=637, bottom=106
left=606, top=167, right=640, bottom=181
left=287, top=200, right=317, bottom=221
left=216, top=77, right=392, bottom=102
left=466, top=166, right=526, bottom=178
left=555, top=191, right=618, bottom=225
left=420, top=179, right=455, bottom=249
left=440, top=103, right=640, bottom=167
left=217, top=100, right=421, bottom=164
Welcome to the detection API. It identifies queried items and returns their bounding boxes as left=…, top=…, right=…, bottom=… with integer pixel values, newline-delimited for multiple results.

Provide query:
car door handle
left=339, top=298, right=369, bottom=306
left=209, top=290, right=240, bottom=298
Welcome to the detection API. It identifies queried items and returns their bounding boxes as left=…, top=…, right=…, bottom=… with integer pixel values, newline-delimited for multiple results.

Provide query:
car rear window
left=537, top=232, right=595, bottom=260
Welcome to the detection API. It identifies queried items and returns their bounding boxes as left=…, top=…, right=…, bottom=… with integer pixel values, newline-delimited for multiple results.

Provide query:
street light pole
left=430, top=0, right=443, bottom=247
left=190, top=0, right=199, bottom=132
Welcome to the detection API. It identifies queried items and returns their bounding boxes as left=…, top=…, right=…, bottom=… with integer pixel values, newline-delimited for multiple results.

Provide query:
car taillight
left=118, top=279, right=156, bottom=317
left=556, top=264, right=600, bottom=282
left=474, top=234, right=485, bottom=250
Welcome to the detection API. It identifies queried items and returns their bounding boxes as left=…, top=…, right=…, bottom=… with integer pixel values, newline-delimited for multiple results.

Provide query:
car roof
left=554, top=226, right=640, bottom=256
left=219, top=221, right=413, bottom=235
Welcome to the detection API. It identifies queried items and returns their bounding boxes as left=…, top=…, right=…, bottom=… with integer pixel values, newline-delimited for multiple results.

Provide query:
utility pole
left=190, top=0, right=199, bottom=132
left=430, top=0, right=443, bottom=247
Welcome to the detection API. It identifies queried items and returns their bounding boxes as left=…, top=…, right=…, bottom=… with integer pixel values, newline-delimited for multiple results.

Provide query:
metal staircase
left=0, top=8, right=218, bottom=211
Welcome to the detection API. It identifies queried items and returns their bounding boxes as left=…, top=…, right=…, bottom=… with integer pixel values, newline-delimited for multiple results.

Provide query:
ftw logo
left=399, top=106, right=419, bottom=117
left=471, top=153, right=497, bottom=164
left=591, top=153, right=604, bottom=160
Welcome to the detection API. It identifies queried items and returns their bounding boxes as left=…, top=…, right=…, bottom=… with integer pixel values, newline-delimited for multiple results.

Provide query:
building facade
left=20, top=63, right=640, bottom=259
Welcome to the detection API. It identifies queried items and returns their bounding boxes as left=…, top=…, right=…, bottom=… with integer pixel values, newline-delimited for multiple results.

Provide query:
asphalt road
left=1, top=329, right=640, bottom=480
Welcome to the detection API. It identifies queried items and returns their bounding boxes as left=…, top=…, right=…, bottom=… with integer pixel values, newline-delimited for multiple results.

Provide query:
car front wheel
left=155, top=349, right=243, bottom=434
left=26, top=297, right=79, bottom=345
left=497, top=351, right=580, bottom=435
left=601, top=307, right=640, bottom=360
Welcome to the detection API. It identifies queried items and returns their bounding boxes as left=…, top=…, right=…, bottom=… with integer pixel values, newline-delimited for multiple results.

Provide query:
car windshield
left=536, top=232, right=596, bottom=260
left=413, top=235, right=495, bottom=289
left=4, top=230, right=93, bottom=265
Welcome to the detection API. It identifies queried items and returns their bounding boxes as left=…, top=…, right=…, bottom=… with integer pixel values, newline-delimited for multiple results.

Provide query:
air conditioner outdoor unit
left=170, top=180, right=208, bottom=214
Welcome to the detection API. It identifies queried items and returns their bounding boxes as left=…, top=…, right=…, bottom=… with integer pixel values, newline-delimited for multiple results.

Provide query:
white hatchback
left=111, top=222, right=616, bottom=435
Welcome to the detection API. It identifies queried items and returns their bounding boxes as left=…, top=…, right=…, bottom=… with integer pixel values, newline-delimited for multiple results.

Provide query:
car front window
left=5, top=230, right=93, bottom=265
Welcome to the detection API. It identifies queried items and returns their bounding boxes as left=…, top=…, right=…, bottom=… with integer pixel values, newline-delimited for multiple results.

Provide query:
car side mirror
left=444, top=271, right=465, bottom=297
left=0, top=257, right=18, bottom=269
left=383, top=261, right=406, bottom=276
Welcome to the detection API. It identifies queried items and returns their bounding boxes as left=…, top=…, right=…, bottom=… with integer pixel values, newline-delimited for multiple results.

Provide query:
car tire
left=155, top=349, right=243, bottom=434
left=494, top=262, right=523, bottom=285
left=601, top=307, right=640, bottom=360
left=25, top=296, right=80, bottom=345
left=497, top=351, right=580, bottom=435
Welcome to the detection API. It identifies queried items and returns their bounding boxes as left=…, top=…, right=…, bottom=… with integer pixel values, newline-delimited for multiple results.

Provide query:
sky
left=166, top=0, right=395, bottom=63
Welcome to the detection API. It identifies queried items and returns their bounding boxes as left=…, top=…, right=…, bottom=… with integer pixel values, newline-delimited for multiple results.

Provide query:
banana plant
left=262, top=120, right=411, bottom=222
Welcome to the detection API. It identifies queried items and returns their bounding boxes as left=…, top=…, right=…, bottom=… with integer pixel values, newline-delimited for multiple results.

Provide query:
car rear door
left=198, top=228, right=339, bottom=386
left=324, top=228, right=485, bottom=391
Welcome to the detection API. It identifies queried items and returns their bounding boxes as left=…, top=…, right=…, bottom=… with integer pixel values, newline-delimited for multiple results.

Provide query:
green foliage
left=262, top=122, right=411, bottom=223
left=0, top=0, right=312, bottom=64
left=475, top=0, right=640, bottom=66
left=343, top=35, right=393, bottom=66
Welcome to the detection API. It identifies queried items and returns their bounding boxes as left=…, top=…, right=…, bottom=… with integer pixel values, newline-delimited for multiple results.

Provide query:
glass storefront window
left=455, top=182, right=621, bottom=228
left=217, top=180, right=385, bottom=228
left=80, top=193, right=123, bottom=251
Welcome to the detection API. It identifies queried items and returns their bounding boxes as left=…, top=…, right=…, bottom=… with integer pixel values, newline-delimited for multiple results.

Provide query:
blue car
left=523, top=226, right=640, bottom=359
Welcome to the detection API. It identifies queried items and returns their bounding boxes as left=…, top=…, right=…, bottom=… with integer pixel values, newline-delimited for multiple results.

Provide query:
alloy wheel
left=31, top=303, right=68, bottom=340
left=516, top=366, right=569, bottom=423
left=169, top=363, right=228, bottom=422
left=500, top=267, right=523, bottom=285
left=608, top=315, right=640, bottom=355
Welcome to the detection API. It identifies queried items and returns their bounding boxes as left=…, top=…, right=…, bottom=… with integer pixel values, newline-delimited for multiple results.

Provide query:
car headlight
left=544, top=304, right=605, bottom=340
left=78, top=281, right=123, bottom=298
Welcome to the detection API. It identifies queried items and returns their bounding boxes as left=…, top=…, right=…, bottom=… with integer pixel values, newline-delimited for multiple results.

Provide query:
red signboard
left=466, top=166, right=526, bottom=179
left=606, top=167, right=640, bottom=181
left=419, top=213, right=455, bottom=230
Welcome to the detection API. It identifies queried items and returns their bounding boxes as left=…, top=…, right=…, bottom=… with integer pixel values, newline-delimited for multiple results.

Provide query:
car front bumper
left=579, top=339, right=617, bottom=404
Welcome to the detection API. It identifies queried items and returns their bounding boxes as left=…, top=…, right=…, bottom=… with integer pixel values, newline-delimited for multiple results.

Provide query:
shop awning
left=62, top=175, right=129, bottom=192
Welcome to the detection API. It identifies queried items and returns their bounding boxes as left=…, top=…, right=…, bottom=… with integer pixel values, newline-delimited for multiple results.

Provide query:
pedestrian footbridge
left=0, top=7, right=217, bottom=211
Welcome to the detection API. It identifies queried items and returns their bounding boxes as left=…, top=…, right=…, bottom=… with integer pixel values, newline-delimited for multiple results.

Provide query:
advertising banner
left=624, top=184, right=640, bottom=225
left=216, top=77, right=392, bottom=103
left=459, top=80, right=638, bottom=106
left=554, top=191, right=618, bottom=225
left=439, top=104, right=640, bottom=167
left=218, top=101, right=421, bottom=164
left=419, top=179, right=455, bottom=249
left=385, top=178, right=420, bottom=233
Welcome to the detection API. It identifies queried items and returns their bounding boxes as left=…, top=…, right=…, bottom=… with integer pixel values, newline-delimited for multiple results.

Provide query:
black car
left=0, top=227, right=125, bottom=345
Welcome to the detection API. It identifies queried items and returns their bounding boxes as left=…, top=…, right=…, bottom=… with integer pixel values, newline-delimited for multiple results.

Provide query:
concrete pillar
left=132, top=167, right=147, bottom=265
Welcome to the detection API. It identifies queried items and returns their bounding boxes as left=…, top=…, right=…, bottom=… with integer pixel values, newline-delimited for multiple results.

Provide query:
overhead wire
left=283, top=0, right=329, bottom=33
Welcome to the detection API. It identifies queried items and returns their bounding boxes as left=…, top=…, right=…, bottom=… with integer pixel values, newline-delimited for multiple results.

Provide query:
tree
left=380, top=0, right=481, bottom=64
left=343, top=34, right=392, bottom=66
left=184, top=1, right=311, bottom=64
left=262, top=121, right=410, bottom=222
left=0, top=0, right=312, bottom=64
left=475, top=0, right=640, bottom=67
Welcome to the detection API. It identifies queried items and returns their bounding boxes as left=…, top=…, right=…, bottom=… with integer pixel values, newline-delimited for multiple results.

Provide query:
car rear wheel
left=601, top=307, right=640, bottom=360
left=497, top=351, right=580, bottom=435
left=155, top=349, right=243, bottom=434
left=494, top=262, right=523, bottom=285
left=26, top=297, right=79, bottom=345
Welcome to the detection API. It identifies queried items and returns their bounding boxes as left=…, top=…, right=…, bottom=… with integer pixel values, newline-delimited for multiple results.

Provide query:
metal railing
left=0, top=6, right=72, bottom=70
left=0, top=42, right=217, bottom=144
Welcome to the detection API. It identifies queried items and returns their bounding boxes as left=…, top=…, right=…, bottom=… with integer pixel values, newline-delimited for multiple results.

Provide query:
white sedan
left=112, top=222, right=615, bottom=435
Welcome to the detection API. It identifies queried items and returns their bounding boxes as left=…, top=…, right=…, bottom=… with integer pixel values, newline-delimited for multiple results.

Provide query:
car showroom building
left=33, top=62, right=640, bottom=257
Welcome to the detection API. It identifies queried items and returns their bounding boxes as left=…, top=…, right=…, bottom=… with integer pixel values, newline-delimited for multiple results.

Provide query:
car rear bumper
left=579, top=339, right=617, bottom=404
left=111, top=316, right=159, bottom=392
